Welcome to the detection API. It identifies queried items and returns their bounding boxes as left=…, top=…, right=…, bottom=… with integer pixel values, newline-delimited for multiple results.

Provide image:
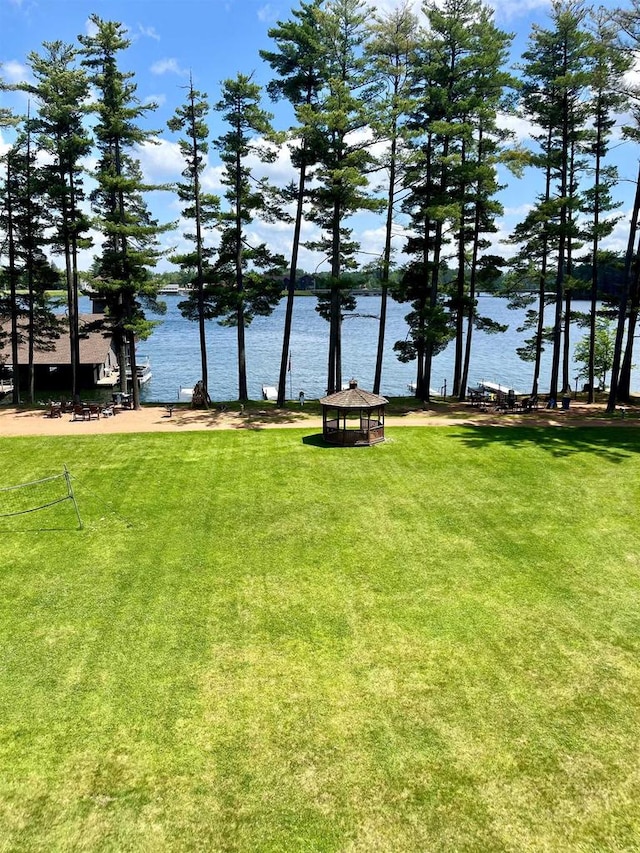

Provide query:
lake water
left=80, top=294, right=637, bottom=402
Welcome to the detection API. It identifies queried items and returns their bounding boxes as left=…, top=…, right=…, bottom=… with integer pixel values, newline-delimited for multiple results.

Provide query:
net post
left=64, top=465, right=83, bottom=530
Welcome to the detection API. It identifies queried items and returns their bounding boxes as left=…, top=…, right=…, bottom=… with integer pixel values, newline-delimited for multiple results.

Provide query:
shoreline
left=0, top=401, right=635, bottom=437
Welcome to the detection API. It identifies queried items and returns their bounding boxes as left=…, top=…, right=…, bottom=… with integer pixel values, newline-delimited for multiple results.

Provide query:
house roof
left=1, top=314, right=114, bottom=367
left=319, top=380, right=388, bottom=408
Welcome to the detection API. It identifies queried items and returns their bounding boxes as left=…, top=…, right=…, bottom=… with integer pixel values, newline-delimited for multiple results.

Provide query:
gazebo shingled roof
left=319, top=385, right=388, bottom=408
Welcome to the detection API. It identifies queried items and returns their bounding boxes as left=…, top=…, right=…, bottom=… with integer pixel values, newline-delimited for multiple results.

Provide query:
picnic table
left=72, top=402, right=102, bottom=421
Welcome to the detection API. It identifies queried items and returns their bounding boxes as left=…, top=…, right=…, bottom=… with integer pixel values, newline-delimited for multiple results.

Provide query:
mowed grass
left=1, top=425, right=640, bottom=852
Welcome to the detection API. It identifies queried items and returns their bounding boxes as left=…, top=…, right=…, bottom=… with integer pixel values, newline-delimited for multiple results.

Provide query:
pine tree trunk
left=531, top=131, right=553, bottom=400
left=373, top=118, right=398, bottom=396
left=531, top=279, right=546, bottom=400
left=27, top=269, right=35, bottom=405
left=452, top=140, right=467, bottom=399
left=190, top=86, right=209, bottom=407
left=237, top=302, right=248, bottom=401
left=461, top=175, right=483, bottom=401
left=561, top=144, right=577, bottom=395
left=234, top=146, right=248, bottom=403
left=198, top=301, right=208, bottom=405
left=423, top=220, right=443, bottom=403
left=618, top=282, right=639, bottom=401
left=25, top=123, right=36, bottom=405
left=277, top=155, right=307, bottom=407
left=607, top=164, right=640, bottom=412
left=327, top=196, right=342, bottom=395
left=562, top=289, right=571, bottom=394
left=587, top=119, right=604, bottom=404
left=63, top=228, right=78, bottom=400
left=6, top=157, right=21, bottom=406
left=549, top=79, right=571, bottom=406
left=128, top=328, right=141, bottom=410
left=117, top=328, right=128, bottom=396
left=69, top=168, right=81, bottom=397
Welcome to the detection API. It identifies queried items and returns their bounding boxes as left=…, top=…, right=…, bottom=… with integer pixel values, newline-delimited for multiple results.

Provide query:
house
left=1, top=314, right=119, bottom=391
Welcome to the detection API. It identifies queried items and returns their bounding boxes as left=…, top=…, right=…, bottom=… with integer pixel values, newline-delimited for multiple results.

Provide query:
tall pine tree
left=212, top=73, right=286, bottom=402
left=168, top=76, right=219, bottom=407
left=24, top=41, right=92, bottom=399
left=1, top=124, right=61, bottom=403
left=581, top=11, right=630, bottom=403
left=366, top=2, right=418, bottom=395
left=517, top=0, right=591, bottom=403
left=304, top=0, right=380, bottom=394
left=261, top=0, right=326, bottom=406
left=79, top=15, right=168, bottom=410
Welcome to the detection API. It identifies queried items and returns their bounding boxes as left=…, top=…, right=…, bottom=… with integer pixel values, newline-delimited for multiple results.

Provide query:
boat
left=0, top=366, right=13, bottom=400
left=126, top=355, right=152, bottom=387
left=96, top=366, right=120, bottom=387
left=157, top=283, right=189, bottom=296
left=262, top=385, right=277, bottom=401
left=178, top=386, right=194, bottom=402
left=407, top=382, right=439, bottom=396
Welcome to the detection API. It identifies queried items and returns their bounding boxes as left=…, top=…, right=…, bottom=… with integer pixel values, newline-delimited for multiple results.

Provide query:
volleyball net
left=0, top=466, right=83, bottom=529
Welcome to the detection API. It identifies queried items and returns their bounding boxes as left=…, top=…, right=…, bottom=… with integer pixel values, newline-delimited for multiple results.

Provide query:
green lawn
left=1, top=425, right=639, bottom=852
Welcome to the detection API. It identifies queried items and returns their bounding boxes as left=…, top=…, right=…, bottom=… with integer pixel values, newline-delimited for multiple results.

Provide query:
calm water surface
left=80, top=294, right=636, bottom=402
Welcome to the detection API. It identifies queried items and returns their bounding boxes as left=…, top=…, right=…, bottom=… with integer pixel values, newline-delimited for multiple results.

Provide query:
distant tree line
left=1, top=0, right=640, bottom=412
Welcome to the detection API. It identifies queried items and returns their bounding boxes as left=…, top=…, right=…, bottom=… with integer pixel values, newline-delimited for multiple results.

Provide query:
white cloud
left=600, top=208, right=636, bottom=256
left=503, top=203, right=534, bottom=218
left=247, top=217, right=322, bottom=269
left=498, top=111, right=538, bottom=143
left=358, top=221, right=410, bottom=264
left=144, top=93, right=167, bottom=108
left=492, top=223, right=522, bottom=261
left=490, top=0, right=551, bottom=17
left=1, top=60, right=29, bottom=85
left=491, top=202, right=636, bottom=264
left=624, top=53, right=640, bottom=91
left=150, top=58, right=189, bottom=77
left=138, top=24, right=160, bottom=41
left=245, top=140, right=299, bottom=187
left=201, top=165, right=225, bottom=192
left=84, top=16, right=99, bottom=37
left=257, top=4, right=278, bottom=23
left=0, top=131, right=10, bottom=158
left=136, top=138, right=183, bottom=182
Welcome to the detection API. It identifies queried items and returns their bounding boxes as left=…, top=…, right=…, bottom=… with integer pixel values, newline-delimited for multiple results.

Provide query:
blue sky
left=1, top=0, right=637, bottom=274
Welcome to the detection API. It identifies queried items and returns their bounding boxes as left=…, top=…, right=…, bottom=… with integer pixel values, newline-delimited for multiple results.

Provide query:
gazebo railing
left=323, top=415, right=385, bottom=446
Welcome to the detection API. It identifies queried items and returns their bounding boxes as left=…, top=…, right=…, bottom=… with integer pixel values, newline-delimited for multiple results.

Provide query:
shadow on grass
left=301, top=434, right=386, bottom=449
left=452, top=424, right=640, bottom=462
left=302, top=434, right=333, bottom=449
left=168, top=407, right=313, bottom=431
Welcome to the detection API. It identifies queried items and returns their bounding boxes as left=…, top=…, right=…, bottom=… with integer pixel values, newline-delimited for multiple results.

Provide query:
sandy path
left=0, top=401, right=633, bottom=437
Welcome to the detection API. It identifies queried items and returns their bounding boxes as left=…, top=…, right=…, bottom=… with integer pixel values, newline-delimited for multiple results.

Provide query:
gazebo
left=319, top=379, right=388, bottom=446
